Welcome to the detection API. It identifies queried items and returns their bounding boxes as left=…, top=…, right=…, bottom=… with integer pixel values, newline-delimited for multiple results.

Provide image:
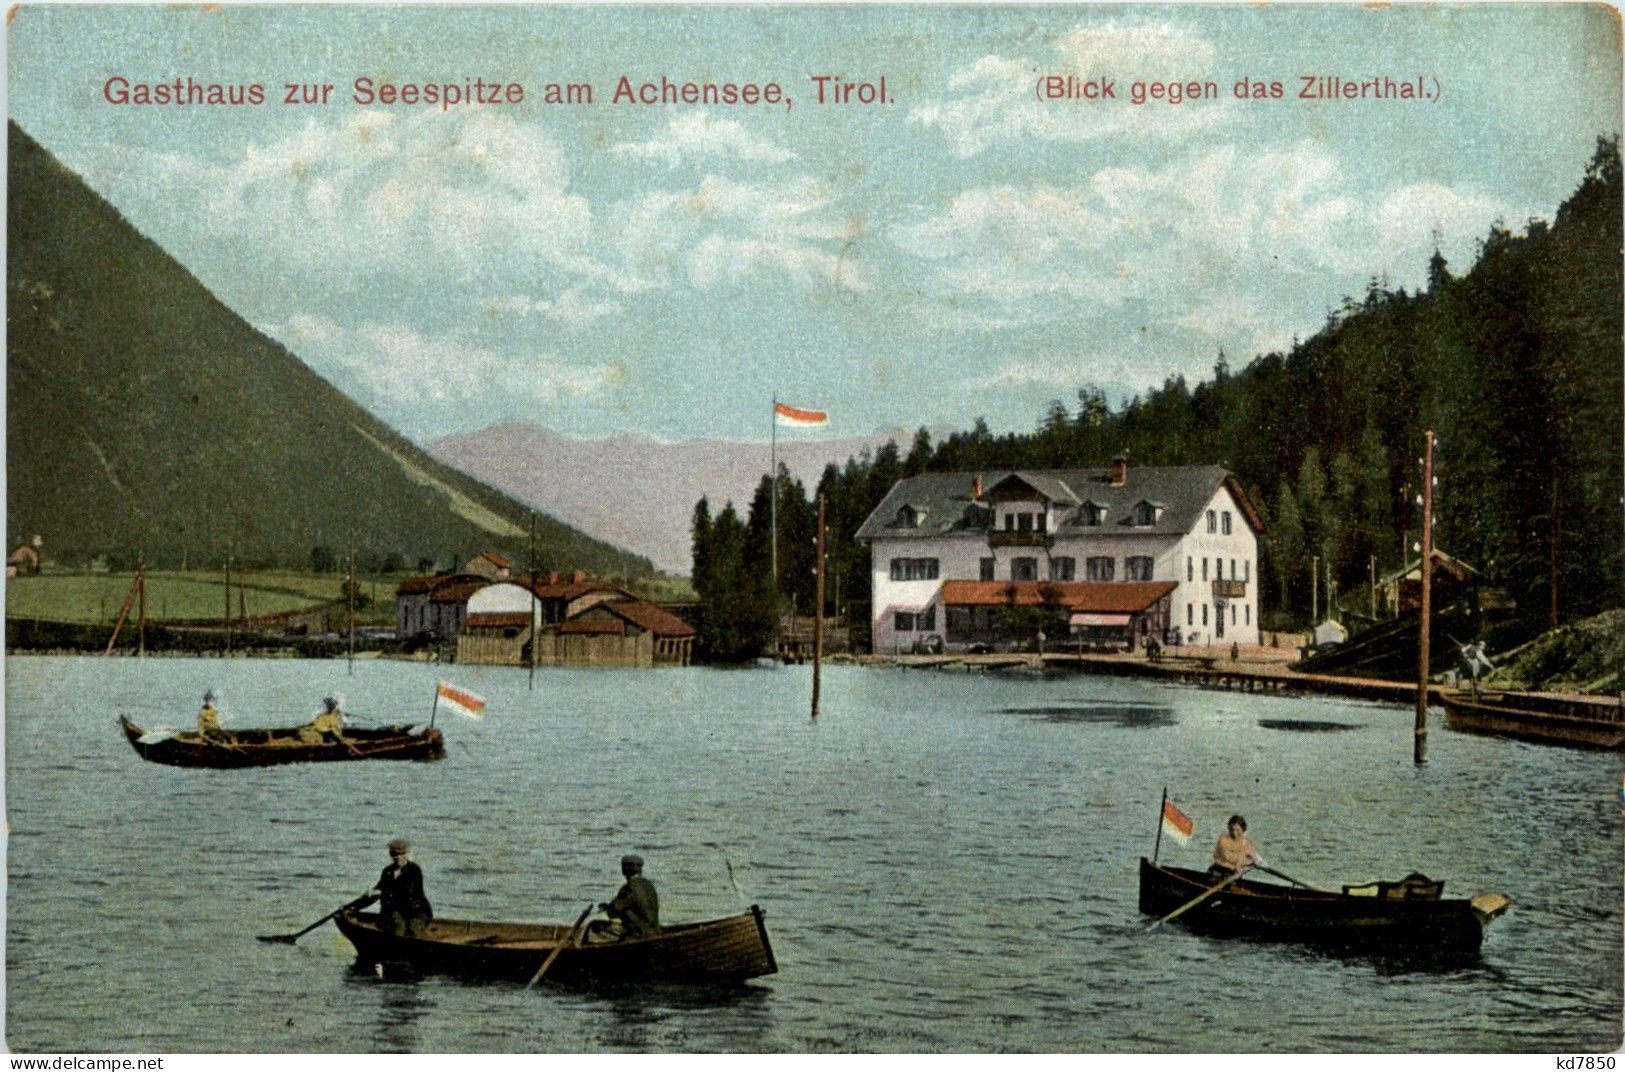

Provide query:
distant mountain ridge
left=429, top=420, right=898, bottom=574
left=6, top=122, right=651, bottom=577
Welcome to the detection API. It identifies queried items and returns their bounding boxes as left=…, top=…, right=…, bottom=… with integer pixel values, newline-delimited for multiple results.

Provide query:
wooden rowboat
left=1440, top=689, right=1624, bottom=750
left=117, top=715, right=444, bottom=768
left=333, top=905, right=777, bottom=984
left=1139, top=858, right=1510, bottom=961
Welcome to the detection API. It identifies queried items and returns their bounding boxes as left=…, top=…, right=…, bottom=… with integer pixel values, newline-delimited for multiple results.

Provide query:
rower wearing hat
left=368, top=838, right=433, bottom=937
left=596, top=853, right=659, bottom=941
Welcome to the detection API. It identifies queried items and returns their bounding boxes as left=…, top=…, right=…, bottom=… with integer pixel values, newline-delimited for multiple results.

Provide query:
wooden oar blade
left=255, top=933, right=299, bottom=944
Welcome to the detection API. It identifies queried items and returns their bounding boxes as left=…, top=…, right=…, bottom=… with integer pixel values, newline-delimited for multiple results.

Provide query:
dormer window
left=1131, top=501, right=1161, bottom=527
left=895, top=504, right=927, bottom=528
left=1080, top=502, right=1106, bottom=527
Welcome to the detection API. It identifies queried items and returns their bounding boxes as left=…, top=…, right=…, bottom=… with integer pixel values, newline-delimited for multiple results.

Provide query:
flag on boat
left=436, top=681, right=486, bottom=719
left=1161, top=798, right=1195, bottom=846
left=774, top=401, right=827, bottom=427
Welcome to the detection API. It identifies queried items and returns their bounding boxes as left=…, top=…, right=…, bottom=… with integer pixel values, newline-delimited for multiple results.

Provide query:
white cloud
left=147, top=108, right=595, bottom=281
left=890, top=140, right=1529, bottom=360
left=911, top=20, right=1233, bottom=157
left=613, top=174, right=867, bottom=292
left=481, top=288, right=624, bottom=328
left=263, top=314, right=620, bottom=407
left=611, top=111, right=796, bottom=167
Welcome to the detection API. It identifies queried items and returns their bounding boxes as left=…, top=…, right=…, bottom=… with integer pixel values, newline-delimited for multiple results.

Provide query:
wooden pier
left=864, top=649, right=1440, bottom=706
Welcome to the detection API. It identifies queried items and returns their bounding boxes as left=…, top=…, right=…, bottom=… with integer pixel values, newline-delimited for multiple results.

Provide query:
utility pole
left=812, top=495, right=825, bottom=721
left=1310, top=554, right=1319, bottom=624
left=1416, top=429, right=1434, bottom=765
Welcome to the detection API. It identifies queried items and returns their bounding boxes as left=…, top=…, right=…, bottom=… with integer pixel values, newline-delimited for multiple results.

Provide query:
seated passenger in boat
left=298, top=696, right=346, bottom=744
left=1209, top=814, right=1261, bottom=878
left=589, top=854, right=660, bottom=942
left=197, top=690, right=228, bottom=742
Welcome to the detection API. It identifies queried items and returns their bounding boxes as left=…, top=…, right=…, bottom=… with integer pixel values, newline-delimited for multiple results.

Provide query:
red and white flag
left=774, top=401, right=828, bottom=427
left=436, top=681, right=486, bottom=719
left=1161, top=799, right=1195, bottom=846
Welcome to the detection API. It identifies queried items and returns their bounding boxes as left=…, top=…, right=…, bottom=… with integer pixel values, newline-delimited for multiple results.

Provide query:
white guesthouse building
left=856, top=460, right=1264, bottom=654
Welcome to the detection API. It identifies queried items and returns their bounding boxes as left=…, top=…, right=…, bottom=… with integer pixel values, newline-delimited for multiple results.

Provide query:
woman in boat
left=369, top=839, right=433, bottom=937
left=1210, top=814, right=1260, bottom=878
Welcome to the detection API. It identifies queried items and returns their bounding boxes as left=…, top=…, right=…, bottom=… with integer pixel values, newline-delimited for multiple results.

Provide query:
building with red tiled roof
left=454, top=582, right=696, bottom=667
left=394, top=573, right=493, bottom=640
left=858, top=461, right=1263, bottom=653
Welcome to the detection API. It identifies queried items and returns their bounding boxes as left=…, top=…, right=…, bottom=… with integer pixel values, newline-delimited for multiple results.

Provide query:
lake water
left=5, top=655, right=1621, bottom=1053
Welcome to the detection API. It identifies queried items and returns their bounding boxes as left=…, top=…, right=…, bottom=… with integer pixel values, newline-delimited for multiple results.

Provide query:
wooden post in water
left=136, top=554, right=147, bottom=658
left=347, top=538, right=357, bottom=673
left=224, top=556, right=233, bottom=658
left=1415, top=429, right=1434, bottom=765
left=812, top=495, right=824, bottom=721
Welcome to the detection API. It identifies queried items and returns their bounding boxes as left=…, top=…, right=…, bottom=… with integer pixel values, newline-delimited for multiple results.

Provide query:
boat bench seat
left=1342, top=873, right=1444, bottom=900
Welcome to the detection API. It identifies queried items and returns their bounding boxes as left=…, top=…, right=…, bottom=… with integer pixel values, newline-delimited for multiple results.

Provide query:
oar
left=1253, top=863, right=1327, bottom=891
left=526, top=904, right=595, bottom=989
left=1148, top=866, right=1252, bottom=929
left=257, top=895, right=374, bottom=944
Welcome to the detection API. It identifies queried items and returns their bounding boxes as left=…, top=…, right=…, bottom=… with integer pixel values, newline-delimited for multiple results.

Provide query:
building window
left=1245, top=560, right=1250, bottom=582
left=894, top=611, right=915, bottom=632
left=897, top=505, right=918, bottom=528
left=980, top=557, right=995, bottom=581
left=1202, top=558, right=1208, bottom=581
left=919, top=606, right=937, bottom=631
left=1012, top=557, right=1038, bottom=581
left=1231, top=558, right=1237, bottom=580
left=1231, top=604, right=1237, bottom=625
left=1187, top=556, right=1193, bottom=581
left=1126, top=556, right=1154, bottom=581
left=1206, top=509, right=1217, bottom=533
left=1187, top=605, right=1193, bottom=625
left=1133, top=502, right=1157, bottom=526
left=1050, top=557, right=1075, bottom=581
left=889, top=558, right=940, bottom=581
left=1082, top=503, right=1104, bottom=526
left=1017, top=512, right=1033, bottom=532
left=1202, top=604, right=1208, bottom=625
left=1003, top=513, right=1016, bottom=531
left=1086, top=556, right=1115, bottom=582
left=1222, top=511, right=1233, bottom=535
left=1246, top=605, right=1251, bottom=625
left=1215, top=559, right=1223, bottom=580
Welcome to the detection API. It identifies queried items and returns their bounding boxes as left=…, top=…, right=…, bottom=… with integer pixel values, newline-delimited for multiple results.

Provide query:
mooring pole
left=1415, top=429, right=1434, bottom=765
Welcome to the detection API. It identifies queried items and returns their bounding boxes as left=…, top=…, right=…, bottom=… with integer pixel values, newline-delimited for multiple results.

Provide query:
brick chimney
left=972, top=474, right=983, bottom=500
left=1109, top=456, right=1128, bottom=487
left=571, top=569, right=587, bottom=584
left=548, top=571, right=560, bottom=585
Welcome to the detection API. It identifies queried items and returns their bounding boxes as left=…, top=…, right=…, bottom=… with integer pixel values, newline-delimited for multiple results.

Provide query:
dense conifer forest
left=692, top=139, right=1623, bottom=660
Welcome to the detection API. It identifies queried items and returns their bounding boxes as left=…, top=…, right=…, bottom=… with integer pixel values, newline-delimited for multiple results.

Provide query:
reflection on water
left=5, top=656, right=1621, bottom=1053
left=343, top=972, right=438, bottom=1053
left=1257, top=719, right=1363, bottom=733
left=998, top=701, right=1176, bottom=728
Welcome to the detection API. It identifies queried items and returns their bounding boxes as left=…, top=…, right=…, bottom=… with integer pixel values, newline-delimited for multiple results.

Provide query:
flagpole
left=1153, top=787, right=1167, bottom=863
left=771, top=397, right=778, bottom=588
left=429, top=686, right=439, bottom=730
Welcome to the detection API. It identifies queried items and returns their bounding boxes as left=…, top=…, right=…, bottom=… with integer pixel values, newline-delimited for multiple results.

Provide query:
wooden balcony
left=1212, top=579, right=1247, bottom=599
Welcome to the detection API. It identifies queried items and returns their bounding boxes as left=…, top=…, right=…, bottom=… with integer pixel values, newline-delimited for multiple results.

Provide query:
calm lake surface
left=5, top=654, right=1621, bottom=1053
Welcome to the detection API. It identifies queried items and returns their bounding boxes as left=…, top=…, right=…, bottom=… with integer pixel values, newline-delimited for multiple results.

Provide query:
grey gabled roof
left=856, top=465, right=1250, bottom=540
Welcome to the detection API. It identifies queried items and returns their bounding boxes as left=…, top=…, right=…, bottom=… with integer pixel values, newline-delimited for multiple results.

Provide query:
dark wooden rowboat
left=1440, top=689, right=1624, bottom=750
left=1139, top=858, right=1510, bottom=960
left=118, top=715, right=444, bottom=768
left=333, top=906, right=777, bottom=984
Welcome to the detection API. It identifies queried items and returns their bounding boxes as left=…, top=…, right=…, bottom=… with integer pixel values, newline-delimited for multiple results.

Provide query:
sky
left=6, top=3, right=1620, bottom=446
